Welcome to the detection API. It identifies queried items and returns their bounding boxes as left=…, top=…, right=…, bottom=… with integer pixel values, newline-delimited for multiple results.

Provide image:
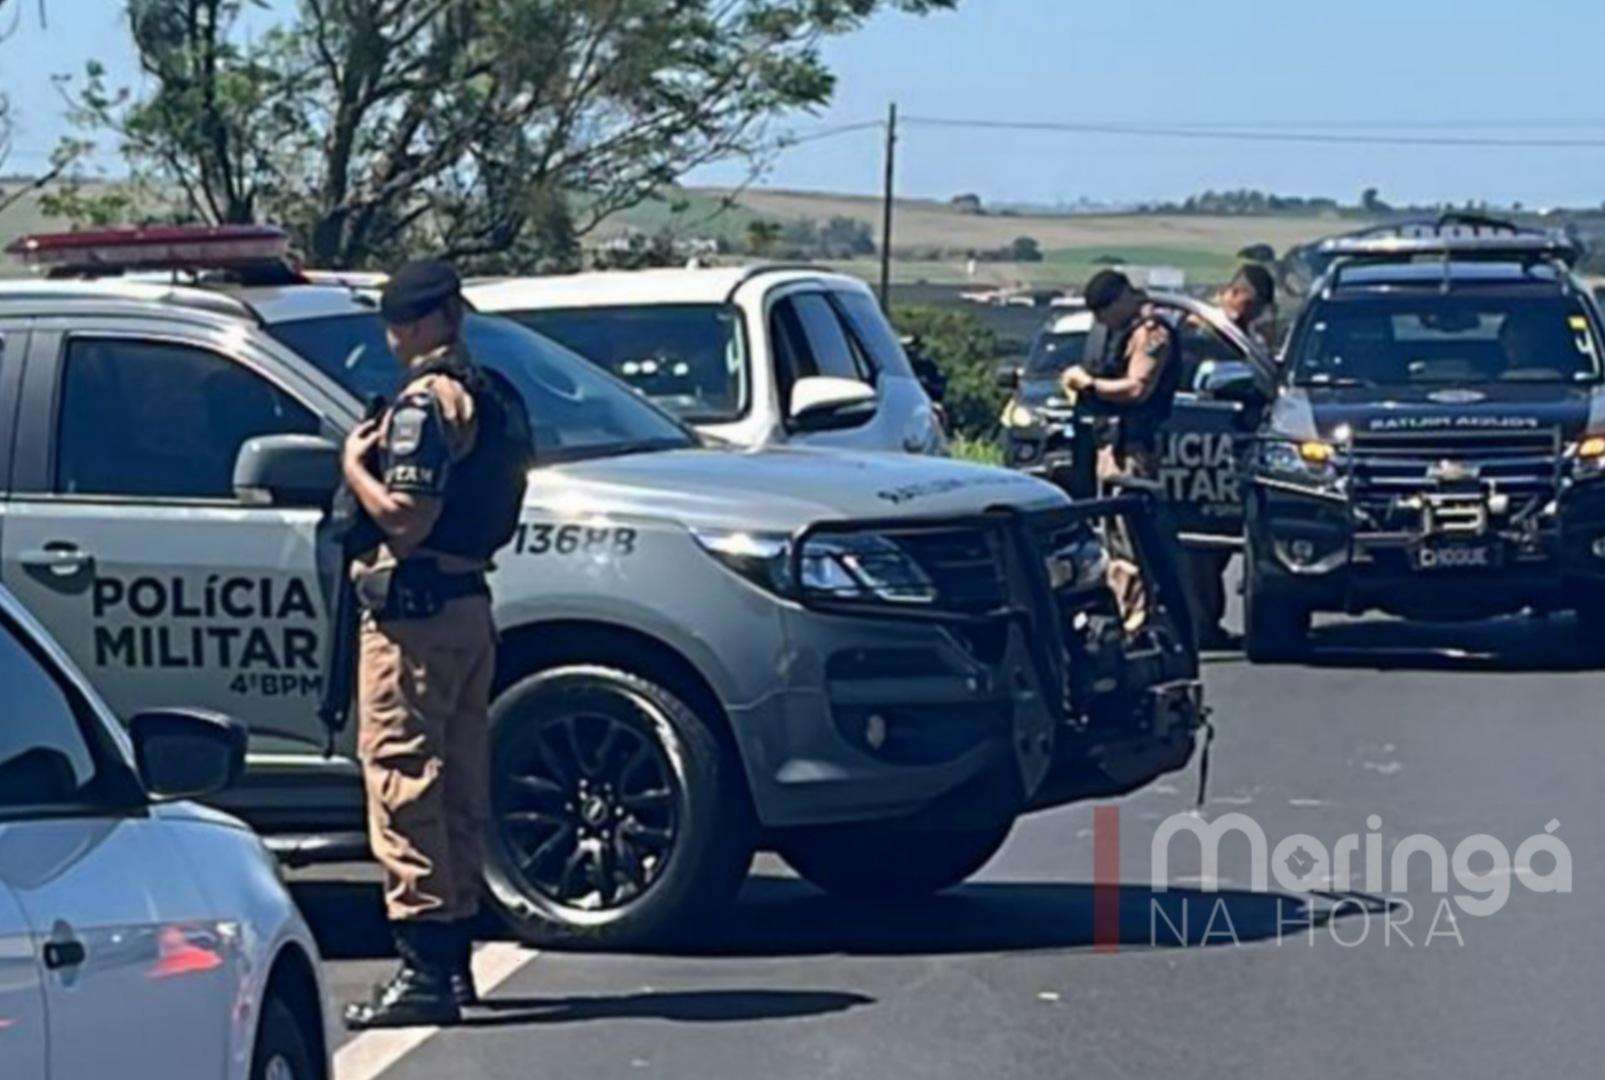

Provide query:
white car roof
left=465, top=265, right=872, bottom=312
left=1045, top=310, right=1096, bottom=335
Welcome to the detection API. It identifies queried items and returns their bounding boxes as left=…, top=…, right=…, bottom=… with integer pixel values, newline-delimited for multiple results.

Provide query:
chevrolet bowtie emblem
left=1429, top=458, right=1478, bottom=483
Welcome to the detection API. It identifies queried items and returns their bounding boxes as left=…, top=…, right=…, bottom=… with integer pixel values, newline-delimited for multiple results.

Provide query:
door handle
left=42, top=939, right=86, bottom=970
left=19, top=543, right=94, bottom=576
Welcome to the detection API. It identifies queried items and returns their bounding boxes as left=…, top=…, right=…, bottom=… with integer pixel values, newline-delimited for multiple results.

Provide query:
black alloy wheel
left=496, top=705, right=680, bottom=911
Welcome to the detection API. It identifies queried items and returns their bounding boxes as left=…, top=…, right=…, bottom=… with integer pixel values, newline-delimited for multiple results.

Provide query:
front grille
left=1347, top=427, right=1562, bottom=495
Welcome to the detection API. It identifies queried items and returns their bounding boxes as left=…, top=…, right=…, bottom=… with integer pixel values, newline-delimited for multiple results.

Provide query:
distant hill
left=4, top=177, right=1368, bottom=287
left=605, top=185, right=1370, bottom=287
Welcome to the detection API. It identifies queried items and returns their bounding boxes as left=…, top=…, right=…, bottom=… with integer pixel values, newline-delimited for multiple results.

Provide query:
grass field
left=2, top=178, right=1365, bottom=287
left=607, top=186, right=1366, bottom=287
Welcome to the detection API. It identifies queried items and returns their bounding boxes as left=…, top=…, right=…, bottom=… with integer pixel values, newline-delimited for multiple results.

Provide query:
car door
left=1146, top=297, right=1276, bottom=546
left=0, top=602, right=234, bottom=1079
left=0, top=879, right=47, bottom=1080
left=0, top=324, right=336, bottom=758
left=766, top=287, right=889, bottom=451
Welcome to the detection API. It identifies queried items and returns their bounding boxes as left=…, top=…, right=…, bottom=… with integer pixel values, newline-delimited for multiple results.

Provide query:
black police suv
left=1241, top=216, right=1605, bottom=661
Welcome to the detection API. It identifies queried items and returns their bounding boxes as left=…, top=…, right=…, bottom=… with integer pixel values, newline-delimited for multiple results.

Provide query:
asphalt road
left=297, top=567, right=1604, bottom=1079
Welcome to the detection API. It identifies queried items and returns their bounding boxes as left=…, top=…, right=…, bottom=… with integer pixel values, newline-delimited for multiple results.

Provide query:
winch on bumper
left=1246, top=427, right=1605, bottom=618
left=732, top=496, right=1206, bottom=829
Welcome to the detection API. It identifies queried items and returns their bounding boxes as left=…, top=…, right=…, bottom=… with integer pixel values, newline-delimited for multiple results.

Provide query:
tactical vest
left=403, top=350, right=535, bottom=562
left=1099, top=309, right=1183, bottom=446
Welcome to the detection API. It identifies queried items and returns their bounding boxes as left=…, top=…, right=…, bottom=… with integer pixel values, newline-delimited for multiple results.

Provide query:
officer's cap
left=1083, top=269, right=1133, bottom=313
left=380, top=259, right=463, bottom=324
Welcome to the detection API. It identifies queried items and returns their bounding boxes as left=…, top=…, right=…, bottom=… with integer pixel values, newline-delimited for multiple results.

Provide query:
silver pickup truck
left=0, top=229, right=1205, bottom=946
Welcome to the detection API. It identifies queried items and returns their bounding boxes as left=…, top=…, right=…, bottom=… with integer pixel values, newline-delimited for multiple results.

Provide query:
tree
left=0, top=0, right=83, bottom=219
left=746, top=218, right=782, bottom=257
left=949, top=193, right=983, bottom=215
left=1009, top=236, right=1043, bottom=263
left=891, top=305, right=1004, bottom=441
left=59, top=0, right=958, bottom=268
left=820, top=215, right=874, bottom=257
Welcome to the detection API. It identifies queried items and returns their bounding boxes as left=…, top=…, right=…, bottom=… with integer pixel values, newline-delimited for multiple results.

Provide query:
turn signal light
left=1299, top=441, right=1334, bottom=464
left=1578, top=436, right=1605, bottom=459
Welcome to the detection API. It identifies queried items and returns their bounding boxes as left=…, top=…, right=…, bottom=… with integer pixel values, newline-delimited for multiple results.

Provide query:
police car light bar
left=1318, top=214, right=1580, bottom=265
left=4, top=224, right=298, bottom=279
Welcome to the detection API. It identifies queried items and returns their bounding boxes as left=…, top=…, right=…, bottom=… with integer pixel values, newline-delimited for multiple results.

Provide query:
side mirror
left=234, top=434, right=341, bottom=506
left=1195, top=359, right=1263, bottom=403
left=995, top=364, right=1022, bottom=391
left=129, top=709, right=247, bottom=801
left=789, top=376, right=878, bottom=431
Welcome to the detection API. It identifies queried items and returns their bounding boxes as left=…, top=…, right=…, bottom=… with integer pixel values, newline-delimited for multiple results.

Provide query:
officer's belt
left=355, top=559, right=488, bottom=622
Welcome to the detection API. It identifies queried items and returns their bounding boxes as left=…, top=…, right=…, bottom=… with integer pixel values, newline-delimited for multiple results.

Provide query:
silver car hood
left=530, top=446, right=1066, bottom=531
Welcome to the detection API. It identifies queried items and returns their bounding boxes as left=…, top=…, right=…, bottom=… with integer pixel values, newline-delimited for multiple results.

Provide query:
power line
left=779, top=120, right=886, bottom=147
left=900, top=115, right=1605, bottom=150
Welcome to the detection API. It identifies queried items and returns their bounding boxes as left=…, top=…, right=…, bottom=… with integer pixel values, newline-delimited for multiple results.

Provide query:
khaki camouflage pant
left=358, top=596, right=495, bottom=923
left=1096, top=443, right=1160, bottom=632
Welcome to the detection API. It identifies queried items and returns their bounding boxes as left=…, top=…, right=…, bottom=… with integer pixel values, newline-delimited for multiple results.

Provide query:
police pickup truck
left=0, top=226, right=1204, bottom=946
left=1241, top=216, right=1605, bottom=660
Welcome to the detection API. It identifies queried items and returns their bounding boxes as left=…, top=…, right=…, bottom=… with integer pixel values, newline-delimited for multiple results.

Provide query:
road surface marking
left=334, top=942, right=537, bottom=1080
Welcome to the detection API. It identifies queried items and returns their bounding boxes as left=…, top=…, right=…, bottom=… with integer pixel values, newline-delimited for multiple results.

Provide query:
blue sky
left=4, top=0, right=1605, bottom=207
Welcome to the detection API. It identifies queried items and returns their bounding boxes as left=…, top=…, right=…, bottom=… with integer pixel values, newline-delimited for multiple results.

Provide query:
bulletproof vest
left=405, top=350, right=535, bottom=562
left=1099, top=310, right=1183, bottom=444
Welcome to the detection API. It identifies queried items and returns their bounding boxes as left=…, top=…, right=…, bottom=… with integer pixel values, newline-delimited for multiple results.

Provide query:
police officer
left=1217, top=263, right=1277, bottom=348
left=1186, top=263, right=1278, bottom=648
left=1061, top=269, right=1184, bottom=632
left=341, top=260, right=530, bottom=1029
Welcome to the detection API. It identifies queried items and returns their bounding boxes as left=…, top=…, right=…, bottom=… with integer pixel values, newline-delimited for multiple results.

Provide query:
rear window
left=1292, top=293, right=1604, bottom=386
left=505, top=304, right=748, bottom=424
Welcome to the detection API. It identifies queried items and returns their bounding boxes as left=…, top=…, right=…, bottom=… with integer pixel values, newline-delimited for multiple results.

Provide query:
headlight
left=1571, top=435, right=1605, bottom=480
left=1004, top=402, right=1037, bottom=429
left=692, top=529, right=937, bottom=604
left=1259, top=439, right=1337, bottom=483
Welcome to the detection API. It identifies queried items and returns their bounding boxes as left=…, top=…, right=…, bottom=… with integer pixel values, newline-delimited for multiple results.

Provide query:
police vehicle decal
left=89, top=573, right=325, bottom=698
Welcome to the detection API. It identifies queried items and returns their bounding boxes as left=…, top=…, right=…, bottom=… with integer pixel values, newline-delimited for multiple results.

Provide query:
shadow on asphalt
left=457, top=989, right=873, bottom=1029
left=291, top=875, right=1382, bottom=962
left=1205, top=614, right=1599, bottom=674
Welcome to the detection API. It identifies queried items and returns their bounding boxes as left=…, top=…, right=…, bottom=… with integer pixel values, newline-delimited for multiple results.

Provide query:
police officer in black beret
left=341, top=260, right=532, bottom=1029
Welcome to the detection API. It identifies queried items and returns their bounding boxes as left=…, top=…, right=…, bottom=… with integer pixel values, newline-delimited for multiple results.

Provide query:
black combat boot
left=448, top=920, right=478, bottom=1008
left=344, top=922, right=462, bottom=1030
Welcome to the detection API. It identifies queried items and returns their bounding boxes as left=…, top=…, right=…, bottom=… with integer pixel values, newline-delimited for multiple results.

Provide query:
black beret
left=1083, top=269, right=1132, bottom=312
left=1235, top=263, right=1276, bottom=306
left=380, top=259, right=462, bottom=323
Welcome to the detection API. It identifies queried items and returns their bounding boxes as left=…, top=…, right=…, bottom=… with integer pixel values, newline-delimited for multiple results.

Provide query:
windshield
left=1026, top=328, right=1090, bottom=378
left=267, top=312, right=695, bottom=464
left=503, top=304, right=748, bottom=424
left=1292, top=294, right=1604, bottom=387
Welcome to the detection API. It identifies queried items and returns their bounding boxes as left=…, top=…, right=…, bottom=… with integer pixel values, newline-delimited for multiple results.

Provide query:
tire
left=1243, top=556, right=1310, bottom=664
left=251, top=997, right=317, bottom=1080
left=780, top=821, right=1013, bottom=899
left=483, top=665, right=755, bottom=949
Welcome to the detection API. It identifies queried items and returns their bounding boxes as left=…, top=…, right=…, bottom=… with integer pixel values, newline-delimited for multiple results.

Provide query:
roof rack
left=720, top=262, right=832, bottom=304
left=1318, top=212, right=1580, bottom=266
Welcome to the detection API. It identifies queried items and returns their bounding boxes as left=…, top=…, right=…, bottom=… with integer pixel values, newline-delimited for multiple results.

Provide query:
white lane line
left=335, top=943, right=538, bottom=1080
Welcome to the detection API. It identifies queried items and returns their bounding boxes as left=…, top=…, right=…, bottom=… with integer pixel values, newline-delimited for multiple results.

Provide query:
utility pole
left=879, top=101, right=897, bottom=309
